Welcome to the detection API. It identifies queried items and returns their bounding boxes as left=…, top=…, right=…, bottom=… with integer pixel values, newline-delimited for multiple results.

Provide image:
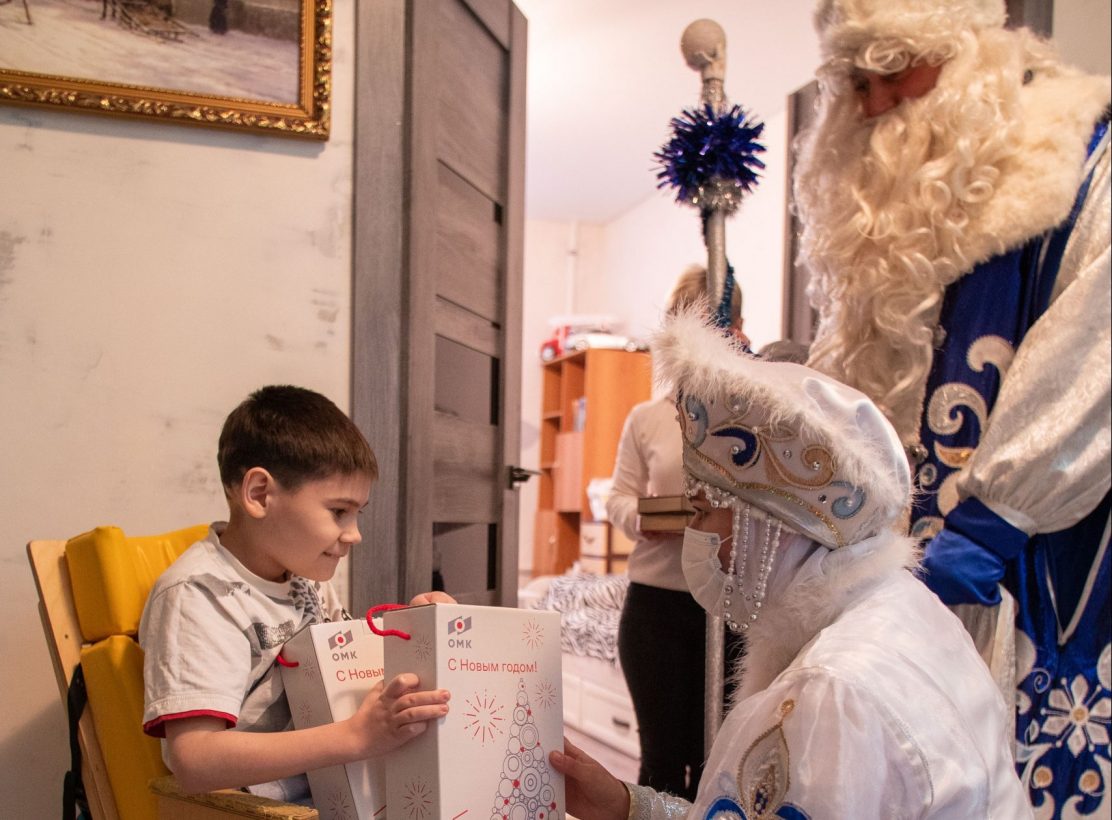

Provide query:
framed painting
left=0, top=0, right=331, bottom=139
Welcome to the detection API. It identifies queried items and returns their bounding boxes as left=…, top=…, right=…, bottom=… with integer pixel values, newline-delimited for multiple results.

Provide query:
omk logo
left=448, top=616, right=472, bottom=635
left=447, top=615, right=472, bottom=648
left=328, top=629, right=354, bottom=650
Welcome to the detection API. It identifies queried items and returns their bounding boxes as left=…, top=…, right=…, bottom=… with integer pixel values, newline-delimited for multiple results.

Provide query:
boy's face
left=255, top=471, right=373, bottom=582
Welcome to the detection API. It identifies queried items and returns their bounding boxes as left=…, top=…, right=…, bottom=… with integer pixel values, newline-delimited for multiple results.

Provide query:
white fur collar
left=964, top=70, right=1109, bottom=267
left=730, top=529, right=920, bottom=704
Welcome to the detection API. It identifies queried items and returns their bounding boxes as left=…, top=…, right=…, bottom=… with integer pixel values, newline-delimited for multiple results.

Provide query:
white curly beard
left=794, top=27, right=1107, bottom=444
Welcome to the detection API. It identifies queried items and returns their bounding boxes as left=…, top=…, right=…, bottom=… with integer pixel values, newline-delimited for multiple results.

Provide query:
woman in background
left=606, top=265, right=746, bottom=798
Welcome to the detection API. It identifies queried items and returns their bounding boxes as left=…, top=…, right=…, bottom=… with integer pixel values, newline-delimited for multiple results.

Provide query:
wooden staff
left=680, top=17, right=729, bottom=755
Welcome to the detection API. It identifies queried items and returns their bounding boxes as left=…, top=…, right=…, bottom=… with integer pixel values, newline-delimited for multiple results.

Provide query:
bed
left=520, top=568, right=640, bottom=780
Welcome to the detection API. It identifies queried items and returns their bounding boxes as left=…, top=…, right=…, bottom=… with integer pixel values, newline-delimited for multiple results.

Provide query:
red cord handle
left=276, top=652, right=298, bottom=668
left=367, top=603, right=411, bottom=639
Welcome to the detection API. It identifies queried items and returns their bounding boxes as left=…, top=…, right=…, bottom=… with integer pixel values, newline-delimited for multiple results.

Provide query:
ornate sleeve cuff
left=626, top=783, right=692, bottom=820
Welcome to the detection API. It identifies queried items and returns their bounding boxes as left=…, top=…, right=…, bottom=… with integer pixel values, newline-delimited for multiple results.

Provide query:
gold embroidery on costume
left=966, top=335, right=1014, bottom=376
left=927, top=383, right=987, bottom=437
left=686, top=444, right=845, bottom=547
left=763, top=443, right=836, bottom=490
left=934, top=444, right=974, bottom=469
left=736, top=700, right=795, bottom=819
left=918, top=335, right=1014, bottom=519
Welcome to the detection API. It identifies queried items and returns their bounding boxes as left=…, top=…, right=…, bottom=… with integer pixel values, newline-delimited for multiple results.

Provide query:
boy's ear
left=240, top=467, right=277, bottom=519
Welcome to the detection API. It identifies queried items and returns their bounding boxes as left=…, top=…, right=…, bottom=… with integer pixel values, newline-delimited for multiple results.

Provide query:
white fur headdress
left=814, top=0, right=1006, bottom=61
left=655, top=311, right=911, bottom=548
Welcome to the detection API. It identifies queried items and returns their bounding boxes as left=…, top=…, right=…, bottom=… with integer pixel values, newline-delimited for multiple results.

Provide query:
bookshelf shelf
left=532, top=348, right=652, bottom=576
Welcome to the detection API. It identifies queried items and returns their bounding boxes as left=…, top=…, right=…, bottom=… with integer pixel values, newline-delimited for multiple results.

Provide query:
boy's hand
left=409, top=591, right=457, bottom=605
left=350, top=673, right=450, bottom=758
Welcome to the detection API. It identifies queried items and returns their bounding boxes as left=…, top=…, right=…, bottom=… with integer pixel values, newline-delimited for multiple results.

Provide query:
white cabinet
left=561, top=654, right=640, bottom=759
left=580, top=679, right=640, bottom=758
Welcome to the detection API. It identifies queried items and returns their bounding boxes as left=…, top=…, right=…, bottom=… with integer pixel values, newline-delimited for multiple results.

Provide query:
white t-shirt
left=139, top=523, right=348, bottom=802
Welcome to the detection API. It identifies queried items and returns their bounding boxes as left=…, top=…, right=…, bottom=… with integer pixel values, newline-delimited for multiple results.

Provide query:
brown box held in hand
left=638, top=511, right=694, bottom=533
left=637, top=494, right=695, bottom=515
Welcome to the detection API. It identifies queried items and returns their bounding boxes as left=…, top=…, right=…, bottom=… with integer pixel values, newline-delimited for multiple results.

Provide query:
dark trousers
left=617, top=582, right=708, bottom=799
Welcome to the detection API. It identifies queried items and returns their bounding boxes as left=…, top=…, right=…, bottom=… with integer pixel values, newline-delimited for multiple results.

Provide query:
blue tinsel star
left=654, top=104, right=767, bottom=207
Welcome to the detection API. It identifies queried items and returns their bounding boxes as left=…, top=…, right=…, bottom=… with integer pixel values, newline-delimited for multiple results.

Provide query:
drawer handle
left=611, top=717, right=631, bottom=730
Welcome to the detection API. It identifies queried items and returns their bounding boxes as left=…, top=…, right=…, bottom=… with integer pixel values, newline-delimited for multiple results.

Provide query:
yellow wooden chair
left=28, top=525, right=318, bottom=820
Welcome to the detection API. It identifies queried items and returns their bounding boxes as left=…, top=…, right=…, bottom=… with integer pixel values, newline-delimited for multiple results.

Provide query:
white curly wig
left=795, top=4, right=1108, bottom=443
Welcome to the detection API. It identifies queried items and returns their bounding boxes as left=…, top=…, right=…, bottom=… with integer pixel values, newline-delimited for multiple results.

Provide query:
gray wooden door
left=352, top=0, right=526, bottom=609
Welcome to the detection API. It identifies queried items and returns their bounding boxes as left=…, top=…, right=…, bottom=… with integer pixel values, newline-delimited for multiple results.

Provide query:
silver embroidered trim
left=627, top=783, right=692, bottom=820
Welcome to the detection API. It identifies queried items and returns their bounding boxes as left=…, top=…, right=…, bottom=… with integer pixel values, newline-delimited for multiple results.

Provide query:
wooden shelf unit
left=533, top=348, right=652, bottom=576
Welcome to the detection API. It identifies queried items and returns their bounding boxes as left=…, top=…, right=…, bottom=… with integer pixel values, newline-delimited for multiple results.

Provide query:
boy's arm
left=165, top=673, right=449, bottom=794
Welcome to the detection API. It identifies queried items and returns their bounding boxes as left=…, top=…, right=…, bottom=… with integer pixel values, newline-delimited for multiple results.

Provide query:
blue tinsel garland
left=654, top=103, right=767, bottom=210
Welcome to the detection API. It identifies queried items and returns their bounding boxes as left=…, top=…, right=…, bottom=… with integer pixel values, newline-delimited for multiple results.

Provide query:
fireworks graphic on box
left=534, top=680, right=557, bottom=710
left=415, top=636, right=433, bottom=661
left=489, top=680, right=562, bottom=820
left=463, top=689, right=506, bottom=746
left=521, top=619, right=545, bottom=649
left=325, top=788, right=356, bottom=820
left=404, top=777, right=433, bottom=820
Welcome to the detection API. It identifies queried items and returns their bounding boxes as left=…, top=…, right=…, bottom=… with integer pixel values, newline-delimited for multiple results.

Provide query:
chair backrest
left=28, top=524, right=207, bottom=820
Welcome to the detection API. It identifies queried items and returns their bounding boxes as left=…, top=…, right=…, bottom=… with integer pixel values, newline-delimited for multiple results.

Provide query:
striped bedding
left=530, top=569, right=629, bottom=664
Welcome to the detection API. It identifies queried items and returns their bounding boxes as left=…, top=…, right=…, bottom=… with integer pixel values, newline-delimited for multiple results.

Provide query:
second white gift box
left=380, top=603, right=565, bottom=820
left=281, top=616, right=386, bottom=820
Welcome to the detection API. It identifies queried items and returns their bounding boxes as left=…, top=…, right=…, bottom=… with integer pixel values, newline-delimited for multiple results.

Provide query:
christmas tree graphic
left=487, top=679, right=561, bottom=820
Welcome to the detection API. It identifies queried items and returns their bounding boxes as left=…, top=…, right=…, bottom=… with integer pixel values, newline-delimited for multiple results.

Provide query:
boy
left=139, top=385, right=451, bottom=802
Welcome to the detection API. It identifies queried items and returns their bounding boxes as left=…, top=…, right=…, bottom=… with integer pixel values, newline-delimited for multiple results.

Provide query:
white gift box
left=382, top=604, right=565, bottom=820
left=281, top=618, right=387, bottom=820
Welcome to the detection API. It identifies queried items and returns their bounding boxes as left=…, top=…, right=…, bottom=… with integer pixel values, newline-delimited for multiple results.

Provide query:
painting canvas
left=0, top=0, right=330, bottom=138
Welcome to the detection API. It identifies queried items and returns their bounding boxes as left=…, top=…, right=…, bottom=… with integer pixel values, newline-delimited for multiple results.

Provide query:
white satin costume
left=632, top=313, right=1033, bottom=820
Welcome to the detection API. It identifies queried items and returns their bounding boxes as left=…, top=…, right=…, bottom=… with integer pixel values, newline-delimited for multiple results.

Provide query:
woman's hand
left=549, top=738, right=631, bottom=820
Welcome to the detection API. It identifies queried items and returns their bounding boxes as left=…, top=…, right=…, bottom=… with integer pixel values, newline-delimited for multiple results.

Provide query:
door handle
left=507, top=465, right=541, bottom=488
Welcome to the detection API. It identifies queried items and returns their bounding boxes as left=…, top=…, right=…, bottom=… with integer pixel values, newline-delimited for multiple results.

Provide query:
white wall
left=1055, top=0, right=1112, bottom=75
left=0, top=5, right=355, bottom=816
left=517, top=219, right=604, bottom=575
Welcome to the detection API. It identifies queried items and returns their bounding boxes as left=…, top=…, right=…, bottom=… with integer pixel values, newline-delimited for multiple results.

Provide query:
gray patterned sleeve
left=626, top=783, right=692, bottom=820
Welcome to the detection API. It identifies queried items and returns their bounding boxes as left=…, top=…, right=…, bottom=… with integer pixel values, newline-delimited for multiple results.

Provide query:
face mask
left=682, top=527, right=748, bottom=630
left=682, top=511, right=816, bottom=632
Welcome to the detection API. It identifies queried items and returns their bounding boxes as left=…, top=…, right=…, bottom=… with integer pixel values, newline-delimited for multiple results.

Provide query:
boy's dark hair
left=218, top=385, right=378, bottom=491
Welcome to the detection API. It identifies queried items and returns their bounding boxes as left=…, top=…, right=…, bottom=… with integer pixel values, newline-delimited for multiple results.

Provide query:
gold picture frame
left=0, top=0, right=331, bottom=139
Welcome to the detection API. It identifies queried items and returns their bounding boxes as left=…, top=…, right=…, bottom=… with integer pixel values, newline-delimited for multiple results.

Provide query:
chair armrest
left=149, top=775, right=319, bottom=819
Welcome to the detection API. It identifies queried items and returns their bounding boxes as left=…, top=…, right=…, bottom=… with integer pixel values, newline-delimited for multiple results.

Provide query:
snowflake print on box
left=488, top=680, right=562, bottom=820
